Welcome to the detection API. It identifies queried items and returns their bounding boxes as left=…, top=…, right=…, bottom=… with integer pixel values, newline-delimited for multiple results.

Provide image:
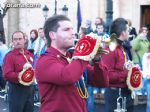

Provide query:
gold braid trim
left=61, top=54, right=88, bottom=99
left=76, top=76, right=88, bottom=99
left=120, top=47, right=126, bottom=63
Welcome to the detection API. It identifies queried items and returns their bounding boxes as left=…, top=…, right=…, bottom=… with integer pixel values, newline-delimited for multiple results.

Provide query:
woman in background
left=27, top=29, right=38, bottom=54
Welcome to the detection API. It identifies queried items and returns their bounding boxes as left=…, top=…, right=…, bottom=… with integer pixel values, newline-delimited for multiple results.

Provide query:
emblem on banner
left=73, top=33, right=102, bottom=61
left=19, top=63, right=34, bottom=86
left=127, top=67, right=142, bottom=90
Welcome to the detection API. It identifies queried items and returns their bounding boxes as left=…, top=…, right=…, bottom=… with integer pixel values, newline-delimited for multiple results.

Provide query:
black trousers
left=0, top=66, right=6, bottom=89
left=8, top=82, right=34, bottom=112
left=104, top=88, right=134, bottom=112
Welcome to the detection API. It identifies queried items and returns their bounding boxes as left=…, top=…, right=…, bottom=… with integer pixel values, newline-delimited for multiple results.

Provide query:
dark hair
left=44, top=15, right=70, bottom=46
left=96, top=23, right=104, bottom=28
left=38, top=27, right=43, bottom=31
left=110, top=18, right=128, bottom=38
left=30, top=29, right=38, bottom=43
left=139, top=26, right=148, bottom=33
left=95, top=17, right=104, bottom=25
left=12, top=31, right=25, bottom=40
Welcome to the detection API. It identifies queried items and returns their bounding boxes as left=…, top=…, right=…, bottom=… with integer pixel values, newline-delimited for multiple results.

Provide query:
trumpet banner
left=127, top=67, right=142, bottom=90
left=19, top=67, right=34, bottom=86
left=73, top=34, right=101, bottom=61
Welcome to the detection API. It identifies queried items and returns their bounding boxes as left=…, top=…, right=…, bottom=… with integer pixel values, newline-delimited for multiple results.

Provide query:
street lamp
left=42, top=5, right=49, bottom=20
left=62, top=5, right=68, bottom=16
left=54, top=0, right=57, bottom=15
left=105, top=0, right=113, bottom=33
left=0, top=5, right=9, bottom=40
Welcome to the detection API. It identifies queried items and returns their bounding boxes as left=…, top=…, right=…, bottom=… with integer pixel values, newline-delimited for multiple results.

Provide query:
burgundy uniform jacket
left=102, top=45, right=128, bottom=88
left=3, top=48, right=33, bottom=83
left=35, top=47, right=109, bottom=112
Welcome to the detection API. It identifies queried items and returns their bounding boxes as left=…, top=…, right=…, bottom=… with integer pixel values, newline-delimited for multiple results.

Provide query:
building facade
left=1, top=0, right=150, bottom=44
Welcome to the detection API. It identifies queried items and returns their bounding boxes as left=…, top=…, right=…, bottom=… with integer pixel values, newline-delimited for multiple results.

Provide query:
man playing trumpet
left=35, top=15, right=109, bottom=112
left=102, top=18, right=142, bottom=112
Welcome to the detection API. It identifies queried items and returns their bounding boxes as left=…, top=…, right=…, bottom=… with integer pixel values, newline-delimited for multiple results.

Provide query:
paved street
left=0, top=90, right=146, bottom=112
left=0, top=98, right=39, bottom=112
left=0, top=90, right=39, bottom=112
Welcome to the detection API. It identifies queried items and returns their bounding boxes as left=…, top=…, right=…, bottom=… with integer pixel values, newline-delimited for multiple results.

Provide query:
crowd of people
left=0, top=14, right=150, bottom=112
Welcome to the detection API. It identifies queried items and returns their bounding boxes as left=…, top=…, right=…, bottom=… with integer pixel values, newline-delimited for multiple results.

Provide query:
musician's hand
left=89, top=47, right=109, bottom=65
left=131, top=91, right=136, bottom=99
left=124, top=60, right=133, bottom=70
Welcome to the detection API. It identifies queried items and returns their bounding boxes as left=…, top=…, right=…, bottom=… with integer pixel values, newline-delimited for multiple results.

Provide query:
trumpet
left=114, top=88, right=127, bottom=112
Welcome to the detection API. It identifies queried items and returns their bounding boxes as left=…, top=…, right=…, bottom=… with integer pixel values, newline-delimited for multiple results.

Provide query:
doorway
left=141, top=5, right=150, bottom=39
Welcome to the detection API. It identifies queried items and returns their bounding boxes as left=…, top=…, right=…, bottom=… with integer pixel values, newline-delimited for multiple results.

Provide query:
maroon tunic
left=102, top=45, right=128, bottom=88
left=3, top=48, right=33, bottom=83
left=35, top=47, right=109, bottom=112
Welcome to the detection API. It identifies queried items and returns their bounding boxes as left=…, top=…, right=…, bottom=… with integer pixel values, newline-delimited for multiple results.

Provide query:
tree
left=0, top=3, right=9, bottom=42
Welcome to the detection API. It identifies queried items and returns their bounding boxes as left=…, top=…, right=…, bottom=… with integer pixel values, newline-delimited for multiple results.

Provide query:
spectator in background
left=32, top=28, right=45, bottom=68
left=95, top=24, right=109, bottom=38
left=142, top=44, right=150, bottom=112
left=95, top=23, right=110, bottom=48
left=94, top=17, right=106, bottom=32
left=95, top=17, right=105, bottom=27
left=40, top=36, right=47, bottom=55
left=132, top=26, right=149, bottom=70
left=127, top=19, right=137, bottom=41
left=34, top=28, right=45, bottom=57
left=85, top=20, right=93, bottom=34
left=132, top=26, right=149, bottom=95
left=0, top=37, right=9, bottom=90
left=27, top=29, right=38, bottom=54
